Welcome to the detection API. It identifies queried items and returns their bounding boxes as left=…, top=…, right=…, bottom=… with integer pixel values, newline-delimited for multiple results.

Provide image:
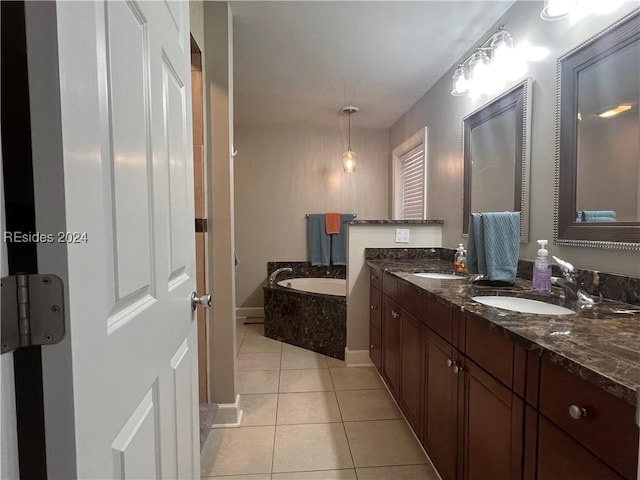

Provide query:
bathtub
left=277, top=278, right=346, bottom=297
left=264, top=276, right=346, bottom=360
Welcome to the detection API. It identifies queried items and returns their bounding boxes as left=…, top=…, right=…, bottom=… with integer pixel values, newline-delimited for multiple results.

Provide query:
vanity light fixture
left=597, top=104, right=633, bottom=118
left=341, top=106, right=359, bottom=173
left=541, top=0, right=624, bottom=20
left=451, top=25, right=521, bottom=98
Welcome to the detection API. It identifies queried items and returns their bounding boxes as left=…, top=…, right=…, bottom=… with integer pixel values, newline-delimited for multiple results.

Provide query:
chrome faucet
left=551, top=256, right=595, bottom=307
left=269, top=267, right=293, bottom=286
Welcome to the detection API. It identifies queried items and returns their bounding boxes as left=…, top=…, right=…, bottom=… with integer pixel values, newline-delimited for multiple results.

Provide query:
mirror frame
left=462, top=78, right=532, bottom=242
left=554, top=10, right=640, bottom=251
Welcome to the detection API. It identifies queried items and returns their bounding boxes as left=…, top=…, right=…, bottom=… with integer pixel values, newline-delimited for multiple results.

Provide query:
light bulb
left=343, top=150, right=357, bottom=173
left=451, top=65, right=469, bottom=96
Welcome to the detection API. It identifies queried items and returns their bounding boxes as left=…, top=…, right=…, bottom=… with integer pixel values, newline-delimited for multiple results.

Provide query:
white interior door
left=25, top=1, right=198, bottom=478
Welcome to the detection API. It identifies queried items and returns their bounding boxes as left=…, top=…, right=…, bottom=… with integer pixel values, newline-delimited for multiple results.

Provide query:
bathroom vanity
left=368, top=258, right=639, bottom=480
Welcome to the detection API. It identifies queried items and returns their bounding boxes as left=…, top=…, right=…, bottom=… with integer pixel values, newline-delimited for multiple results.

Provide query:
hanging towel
left=466, top=213, right=487, bottom=276
left=582, top=210, right=616, bottom=222
left=331, top=214, right=354, bottom=265
left=482, top=212, right=520, bottom=282
left=325, top=212, right=341, bottom=234
left=307, top=214, right=330, bottom=266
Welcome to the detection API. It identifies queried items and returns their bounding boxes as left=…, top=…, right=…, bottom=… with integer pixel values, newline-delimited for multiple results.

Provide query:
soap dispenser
left=533, top=240, right=551, bottom=293
left=453, top=244, right=467, bottom=273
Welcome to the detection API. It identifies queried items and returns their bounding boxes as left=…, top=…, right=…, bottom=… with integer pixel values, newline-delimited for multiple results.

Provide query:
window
left=392, top=128, right=427, bottom=219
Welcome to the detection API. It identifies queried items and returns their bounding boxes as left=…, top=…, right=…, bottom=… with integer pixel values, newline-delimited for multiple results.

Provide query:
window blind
left=399, top=144, right=425, bottom=220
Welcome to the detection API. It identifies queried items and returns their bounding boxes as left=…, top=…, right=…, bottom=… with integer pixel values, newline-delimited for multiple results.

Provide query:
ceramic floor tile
left=356, top=464, right=439, bottom=479
left=236, top=327, right=248, bottom=353
left=200, top=426, right=275, bottom=476
left=239, top=335, right=283, bottom=354
left=245, top=323, right=265, bottom=337
left=329, top=367, right=384, bottom=391
left=272, top=423, right=353, bottom=473
left=238, top=352, right=282, bottom=371
left=240, top=393, right=278, bottom=426
left=277, top=392, right=342, bottom=424
left=344, top=419, right=427, bottom=468
left=279, top=369, right=334, bottom=393
left=237, top=370, right=280, bottom=394
left=326, top=357, right=348, bottom=368
left=272, top=469, right=357, bottom=479
left=335, top=389, right=401, bottom=422
left=281, top=347, right=328, bottom=370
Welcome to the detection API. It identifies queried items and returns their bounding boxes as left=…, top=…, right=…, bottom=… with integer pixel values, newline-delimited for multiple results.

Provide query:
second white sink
left=413, top=272, right=465, bottom=280
left=471, top=296, right=574, bottom=315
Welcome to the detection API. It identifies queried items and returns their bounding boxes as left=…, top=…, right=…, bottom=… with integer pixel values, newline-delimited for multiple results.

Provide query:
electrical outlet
left=395, top=228, right=410, bottom=243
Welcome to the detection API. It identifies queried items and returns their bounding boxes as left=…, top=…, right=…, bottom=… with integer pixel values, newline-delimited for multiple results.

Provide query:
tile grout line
left=270, top=341, right=284, bottom=474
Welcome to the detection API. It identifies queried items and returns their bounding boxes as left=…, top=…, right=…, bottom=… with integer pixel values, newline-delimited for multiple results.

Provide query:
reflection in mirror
left=463, top=78, right=532, bottom=241
left=555, top=11, right=640, bottom=249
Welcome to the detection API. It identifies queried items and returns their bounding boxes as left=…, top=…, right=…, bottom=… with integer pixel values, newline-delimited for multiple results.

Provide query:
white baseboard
left=211, top=394, right=244, bottom=428
left=344, top=348, right=373, bottom=367
left=236, top=307, right=264, bottom=319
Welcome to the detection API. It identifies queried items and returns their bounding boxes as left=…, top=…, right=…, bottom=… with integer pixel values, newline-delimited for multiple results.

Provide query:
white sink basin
left=471, top=296, right=575, bottom=315
left=413, top=272, right=465, bottom=280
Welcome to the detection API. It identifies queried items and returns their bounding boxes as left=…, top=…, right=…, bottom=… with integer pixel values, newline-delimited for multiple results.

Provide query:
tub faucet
left=551, top=256, right=595, bottom=307
left=269, top=267, right=293, bottom=286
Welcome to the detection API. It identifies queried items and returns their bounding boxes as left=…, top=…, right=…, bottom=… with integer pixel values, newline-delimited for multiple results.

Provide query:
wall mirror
left=462, top=78, right=532, bottom=242
left=555, top=11, right=640, bottom=250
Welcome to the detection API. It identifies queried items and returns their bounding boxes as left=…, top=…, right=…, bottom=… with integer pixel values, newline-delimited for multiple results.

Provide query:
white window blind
left=399, top=144, right=425, bottom=219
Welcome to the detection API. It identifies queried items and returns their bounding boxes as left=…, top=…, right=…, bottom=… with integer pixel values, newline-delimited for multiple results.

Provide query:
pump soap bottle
left=533, top=240, right=551, bottom=293
left=453, top=244, right=467, bottom=273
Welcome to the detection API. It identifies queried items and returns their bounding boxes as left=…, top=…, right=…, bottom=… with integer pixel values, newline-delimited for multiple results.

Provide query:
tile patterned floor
left=200, top=321, right=440, bottom=479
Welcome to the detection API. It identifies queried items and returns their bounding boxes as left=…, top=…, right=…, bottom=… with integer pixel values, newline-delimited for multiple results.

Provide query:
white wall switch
left=395, top=228, right=410, bottom=243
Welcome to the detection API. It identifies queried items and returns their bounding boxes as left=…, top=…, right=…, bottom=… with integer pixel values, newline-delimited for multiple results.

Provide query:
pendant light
left=342, top=106, right=359, bottom=173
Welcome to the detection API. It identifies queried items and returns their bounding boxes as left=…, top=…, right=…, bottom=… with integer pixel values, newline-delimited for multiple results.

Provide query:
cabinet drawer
left=464, top=315, right=515, bottom=389
left=370, top=266, right=382, bottom=290
left=539, top=358, right=638, bottom=479
left=423, top=296, right=454, bottom=343
left=382, top=272, right=398, bottom=300
left=398, top=280, right=423, bottom=319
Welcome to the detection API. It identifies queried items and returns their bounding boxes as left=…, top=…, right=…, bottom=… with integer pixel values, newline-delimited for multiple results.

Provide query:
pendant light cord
left=347, top=111, right=351, bottom=151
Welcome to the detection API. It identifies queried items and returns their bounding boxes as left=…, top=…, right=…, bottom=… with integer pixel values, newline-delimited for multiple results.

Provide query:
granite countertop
left=367, top=258, right=640, bottom=407
left=347, top=219, right=444, bottom=225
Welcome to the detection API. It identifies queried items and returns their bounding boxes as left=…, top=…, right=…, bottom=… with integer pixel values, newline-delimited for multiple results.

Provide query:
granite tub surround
left=267, top=261, right=346, bottom=279
left=365, top=247, right=454, bottom=262
left=263, top=283, right=346, bottom=360
left=368, top=256, right=640, bottom=406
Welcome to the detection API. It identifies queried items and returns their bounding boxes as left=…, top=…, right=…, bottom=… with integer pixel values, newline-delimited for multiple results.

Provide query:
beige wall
left=390, top=2, right=640, bottom=276
left=234, top=125, right=390, bottom=308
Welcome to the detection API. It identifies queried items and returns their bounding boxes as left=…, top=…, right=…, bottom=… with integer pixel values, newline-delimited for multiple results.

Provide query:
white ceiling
left=231, top=1, right=517, bottom=129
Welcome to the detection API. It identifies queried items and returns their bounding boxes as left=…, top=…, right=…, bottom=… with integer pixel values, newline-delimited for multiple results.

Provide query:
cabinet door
left=382, top=296, right=400, bottom=396
left=462, top=358, right=524, bottom=480
left=537, top=416, right=623, bottom=480
left=369, top=286, right=382, bottom=372
left=422, top=327, right=459, bottom=480
left=398, top=311, right=422, bottom=433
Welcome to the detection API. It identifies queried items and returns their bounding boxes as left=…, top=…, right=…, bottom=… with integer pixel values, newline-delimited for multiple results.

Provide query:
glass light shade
left=468, top=50, right=491, bottom=96
left=540, top=0, right=576, bottom=20
left=490, top=28, right=514, bottom=65
left=451, top=65, right=469, bottom=96
left=343, top=150, right=357, bottom=173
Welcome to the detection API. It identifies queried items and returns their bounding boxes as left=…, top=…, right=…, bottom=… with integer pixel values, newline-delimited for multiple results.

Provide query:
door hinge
left=1, top=273, right=65, bottom=354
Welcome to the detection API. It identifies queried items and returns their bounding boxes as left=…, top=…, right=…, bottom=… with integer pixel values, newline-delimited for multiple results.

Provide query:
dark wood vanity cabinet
left=369, top=273, right=382, bottom=372
left=368, top=268, right=638, bottom=480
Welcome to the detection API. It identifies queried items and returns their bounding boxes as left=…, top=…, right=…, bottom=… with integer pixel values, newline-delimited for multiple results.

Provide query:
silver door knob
left=568, top=405, right=587, bottom=420
left=191, top=292, right=211, bottom=311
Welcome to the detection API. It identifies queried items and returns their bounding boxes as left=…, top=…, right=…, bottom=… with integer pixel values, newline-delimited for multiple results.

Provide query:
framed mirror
left=555, top=11, right=640, bottom=250
left=462, top=78, right=532, bottom=241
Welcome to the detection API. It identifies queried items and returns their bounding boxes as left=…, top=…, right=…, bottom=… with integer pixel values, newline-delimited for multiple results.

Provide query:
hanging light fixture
left=451, top=65, right=469, bottom=96
left=341, top=106, right=359, bottom=173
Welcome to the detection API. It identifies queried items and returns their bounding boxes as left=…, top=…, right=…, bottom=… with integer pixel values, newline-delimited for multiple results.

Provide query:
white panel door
left=25, top=1, right=198, bottom=478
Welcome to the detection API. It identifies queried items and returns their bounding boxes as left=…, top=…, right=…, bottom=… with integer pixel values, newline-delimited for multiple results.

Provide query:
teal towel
left=466, top=213, right=486, bottom=275
left=482, top=212, right=520, bottom=282
left=308, top=214, right=330, bottom=266
left=582, top=210, right=616, bottom=222
left=331, top=214, right=353, bottom=265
